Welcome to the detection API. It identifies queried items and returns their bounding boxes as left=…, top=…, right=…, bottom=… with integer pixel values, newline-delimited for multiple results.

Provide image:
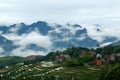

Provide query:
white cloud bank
left=3, top=29, right=52, bottom=57
left=0, top=47, right=5, bottom=57
left=11, top=47, right=47, bottom=57
left=82, top=24, right=120, bottom=42
left=14, top=31, right=52, bottom=49
left=0, top=47, right=4, bottom=53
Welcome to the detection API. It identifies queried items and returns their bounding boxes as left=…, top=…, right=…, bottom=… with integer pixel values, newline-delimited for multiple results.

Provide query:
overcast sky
left=0, top=0, right=120, bottom=25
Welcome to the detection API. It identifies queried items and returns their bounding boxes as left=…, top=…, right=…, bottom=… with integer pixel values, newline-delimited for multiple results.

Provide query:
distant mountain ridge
left=0, top=21, right=118, bottom=56
left=110, top=41, right=120, bottom=46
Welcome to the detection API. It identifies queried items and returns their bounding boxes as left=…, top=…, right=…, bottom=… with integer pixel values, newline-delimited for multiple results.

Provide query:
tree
left=113, top=47, right=120, bottom=53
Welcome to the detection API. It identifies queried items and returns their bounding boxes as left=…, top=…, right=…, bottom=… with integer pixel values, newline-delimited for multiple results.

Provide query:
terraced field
left=0, top=62, right=101, bottom=80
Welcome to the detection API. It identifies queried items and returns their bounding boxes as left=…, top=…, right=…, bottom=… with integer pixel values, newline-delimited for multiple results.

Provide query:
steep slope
left=110, top=41, right=120, bottom=46
left=0, top=35, right=17, bottom=55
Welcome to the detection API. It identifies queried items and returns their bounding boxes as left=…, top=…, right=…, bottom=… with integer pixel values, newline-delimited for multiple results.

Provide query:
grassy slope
left=0, top=56, right=24, bottom=68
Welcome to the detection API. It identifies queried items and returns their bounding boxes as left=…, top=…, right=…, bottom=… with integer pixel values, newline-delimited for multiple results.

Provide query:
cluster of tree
left=46, top=46, right=90, bottom=60
left=64, top=55, right=95, bottom=67
left=64, top=59, right=84, bottom=67
left=46, top=45, right=120, bottom=66
left=77, top=55, right=95, bottom=63
left=96, top=45, right=120, bottom=55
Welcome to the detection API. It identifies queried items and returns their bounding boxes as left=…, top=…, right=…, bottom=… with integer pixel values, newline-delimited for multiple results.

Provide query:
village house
left=81, top=50, right=87, bottom=57
left=94, top=59, right=103, bottom=65
left=55, top=54, right=70, bottom=64
left=104, top=53, right=120, bottom=62
left=90, top=51, right=96, bottom=56
left=105, top=55, right=111, bottom=62
left=110, top=54, right=116, bottom=61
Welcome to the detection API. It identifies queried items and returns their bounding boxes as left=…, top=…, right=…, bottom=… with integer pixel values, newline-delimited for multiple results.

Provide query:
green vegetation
left=96, top=45, right=120, bottom=55
left=46, top=46, right=90, bottom=60
left=0, top=45, right=120, bottom=80
left=0, top=56, right=23, bottom=68
left=64, top=59, right=84, bottom=67
left=100, top=64, right=120, bottom=80
left=0, top=62, right=101, bottom=80
left=77, top=55, right=95, bottom=63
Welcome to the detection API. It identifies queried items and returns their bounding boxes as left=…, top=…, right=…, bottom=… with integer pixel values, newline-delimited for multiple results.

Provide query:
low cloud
left=0, top=47, right=5, bottom=57
left=9, top=23, right=22, bottom=33
left=11, top=46, right=47, bottom=57
left=100, top=42, right=113, bottom=47
left=3, top=29, right=52, bottom=57
left=14, top=31, right=52, bottom=49
left=63, top=24, right=83, bottom=35
left=77, top=34, right=86, bottom=41
left=82, top=24, right=120, bottom=42
left=0, top=47, right=4, bottom=53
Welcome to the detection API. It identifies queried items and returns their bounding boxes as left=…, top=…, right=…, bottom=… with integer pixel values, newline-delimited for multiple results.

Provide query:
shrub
left=77, top=56, right=95, bottom=63
left=64, top=59, right=84, bottom=67
left=101, top=64, right=120, bottom=80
